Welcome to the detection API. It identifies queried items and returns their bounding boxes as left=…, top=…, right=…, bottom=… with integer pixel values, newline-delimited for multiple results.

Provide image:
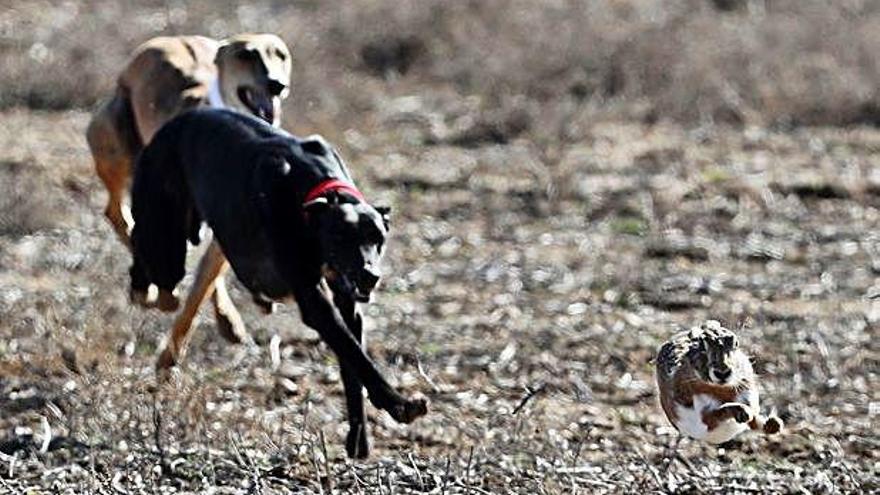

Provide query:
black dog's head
left=306, top=194, right=390, bottom=302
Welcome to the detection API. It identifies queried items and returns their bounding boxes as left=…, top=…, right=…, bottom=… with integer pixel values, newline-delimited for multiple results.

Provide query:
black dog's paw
left=345, top=424, right=371, bottom=459
left=252, top=295, right=276, bottom=315
left=387, top=394, right=429, bottom=424
left=156, top=290, right=180, bottom=313
left=130, top=288, right=151, bottom=308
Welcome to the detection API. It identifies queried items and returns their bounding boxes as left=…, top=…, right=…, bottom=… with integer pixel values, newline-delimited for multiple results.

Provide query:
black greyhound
left=129, top=108, right=427, bottom=458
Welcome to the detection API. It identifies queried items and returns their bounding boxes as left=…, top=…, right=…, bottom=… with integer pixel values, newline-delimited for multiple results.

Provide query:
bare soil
left=0, top=108, right=877, bottom=493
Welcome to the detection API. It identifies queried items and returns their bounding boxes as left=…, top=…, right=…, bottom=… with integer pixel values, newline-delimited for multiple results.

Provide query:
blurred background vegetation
left=3, top=0, right=880, bottom=132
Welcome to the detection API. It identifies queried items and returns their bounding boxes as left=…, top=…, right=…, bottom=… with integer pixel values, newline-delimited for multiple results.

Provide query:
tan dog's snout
left=267, top=79, right=286, bottom=96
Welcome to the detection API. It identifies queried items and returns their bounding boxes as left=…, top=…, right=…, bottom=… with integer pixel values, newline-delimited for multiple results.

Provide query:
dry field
left=0, top=1, right=878, bottom=493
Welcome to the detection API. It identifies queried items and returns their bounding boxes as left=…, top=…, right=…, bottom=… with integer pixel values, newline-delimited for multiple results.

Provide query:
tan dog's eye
left=236, top=49, right=259, bottom=62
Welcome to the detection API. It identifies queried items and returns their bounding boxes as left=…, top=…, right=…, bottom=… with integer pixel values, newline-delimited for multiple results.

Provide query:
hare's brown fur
left=656, top=321, right=782, bottom=443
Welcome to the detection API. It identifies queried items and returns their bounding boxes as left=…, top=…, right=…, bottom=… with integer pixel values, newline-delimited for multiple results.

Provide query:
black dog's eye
left=359, top=218, right=385, bottom=244
left=275, top=48, right=287, bottom=61
left=366, top=229, right=383, bottom=245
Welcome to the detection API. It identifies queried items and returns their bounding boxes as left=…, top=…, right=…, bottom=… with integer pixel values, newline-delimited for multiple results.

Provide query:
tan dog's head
left=215, top=33, right=292, bottom=127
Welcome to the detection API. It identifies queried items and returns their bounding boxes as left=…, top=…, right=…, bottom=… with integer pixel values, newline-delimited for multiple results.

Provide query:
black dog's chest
left=220, top=234, right=290, bottom=299
left=185, top=149, right=294, bottom=299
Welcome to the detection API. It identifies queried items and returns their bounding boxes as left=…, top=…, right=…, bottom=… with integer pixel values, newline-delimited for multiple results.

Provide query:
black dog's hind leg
left=331, top=286, right=370, bottom=458
left=129, top=145, right=189, bottom=312
left=129, top=251, right=151, bottom=295
left=295, top=283, right=428, bottom=428
left=129, top=207, right=187, bottom=312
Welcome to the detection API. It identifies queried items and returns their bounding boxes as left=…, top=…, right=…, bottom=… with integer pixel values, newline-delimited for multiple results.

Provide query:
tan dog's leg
left=98, top=158, right=132, bottom=248
left=211, top=273, right=249, bottom=344
left=156, top=240, right=228, bottom=373
left=87, top=96, right=137, bottom=248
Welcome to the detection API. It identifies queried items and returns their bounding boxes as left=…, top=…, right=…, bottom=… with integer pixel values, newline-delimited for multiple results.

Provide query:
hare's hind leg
left=748, top=414, right=783, bottom=435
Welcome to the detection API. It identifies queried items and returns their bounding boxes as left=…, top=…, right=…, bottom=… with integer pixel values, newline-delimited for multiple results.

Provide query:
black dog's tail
left=129, top=131, right=194, bottom=294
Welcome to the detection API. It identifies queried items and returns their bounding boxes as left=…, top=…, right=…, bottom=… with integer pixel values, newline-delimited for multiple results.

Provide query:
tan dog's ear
left=261, top=37, right=292, bottom=91
left=215, top=41, right=232, bottom=67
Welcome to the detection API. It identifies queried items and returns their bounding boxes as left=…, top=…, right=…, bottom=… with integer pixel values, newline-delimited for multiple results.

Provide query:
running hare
left=656, top=321, right=782, bottom=443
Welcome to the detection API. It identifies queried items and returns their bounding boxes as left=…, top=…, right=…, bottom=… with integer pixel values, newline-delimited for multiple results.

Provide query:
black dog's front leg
left=331, top=287, right=369, bottom=458
left=294, top=284, right=427, bottom=427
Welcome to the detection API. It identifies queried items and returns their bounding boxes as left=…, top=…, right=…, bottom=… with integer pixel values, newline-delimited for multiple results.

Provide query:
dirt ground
left=0, top=108, right=877, bottom=493
left=0, top=1, right=879, bottom=494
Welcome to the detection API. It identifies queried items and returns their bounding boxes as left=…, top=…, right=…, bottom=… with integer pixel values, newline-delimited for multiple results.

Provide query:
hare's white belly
left=674, top=393, right=754, bottom=444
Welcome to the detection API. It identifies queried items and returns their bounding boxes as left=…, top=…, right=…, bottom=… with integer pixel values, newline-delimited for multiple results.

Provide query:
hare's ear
left=703, top=320, right=723, bottom=332
left=723, top=334, right=738, bottom=349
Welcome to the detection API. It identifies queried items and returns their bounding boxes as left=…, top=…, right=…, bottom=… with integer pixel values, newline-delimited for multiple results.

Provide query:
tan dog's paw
left=155, top=348, right=178, bottom=381
left=214, top=309, right=249, bottom=344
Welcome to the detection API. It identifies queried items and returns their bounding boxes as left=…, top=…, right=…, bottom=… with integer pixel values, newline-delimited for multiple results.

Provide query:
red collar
left=303, top=178, right=365, bottom=205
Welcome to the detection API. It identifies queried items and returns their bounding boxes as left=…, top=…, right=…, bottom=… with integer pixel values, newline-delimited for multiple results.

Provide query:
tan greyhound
left=86, top=33, right=291, bottom=345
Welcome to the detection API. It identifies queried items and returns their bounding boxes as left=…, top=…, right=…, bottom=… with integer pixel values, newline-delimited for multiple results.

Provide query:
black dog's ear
left=303, top=196, right=331, bottom=216
left=301, top=135, right=331, bottom=157
left=327, top=191, right=342, bottom=205
left=375, top=205, right=391, bottom=231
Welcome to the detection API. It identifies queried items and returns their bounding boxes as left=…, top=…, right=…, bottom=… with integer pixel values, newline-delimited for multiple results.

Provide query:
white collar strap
left=207, top=76, right=225, bottom=108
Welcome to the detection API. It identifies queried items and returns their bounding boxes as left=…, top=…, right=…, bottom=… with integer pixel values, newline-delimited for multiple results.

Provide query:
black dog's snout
left=360, top=270, right=380, bottom=291
left=267, top=79, right=286, bottom=96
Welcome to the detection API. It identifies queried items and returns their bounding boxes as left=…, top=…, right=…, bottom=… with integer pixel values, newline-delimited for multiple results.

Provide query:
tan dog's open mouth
left=237, top=86, right=274, bottom=124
